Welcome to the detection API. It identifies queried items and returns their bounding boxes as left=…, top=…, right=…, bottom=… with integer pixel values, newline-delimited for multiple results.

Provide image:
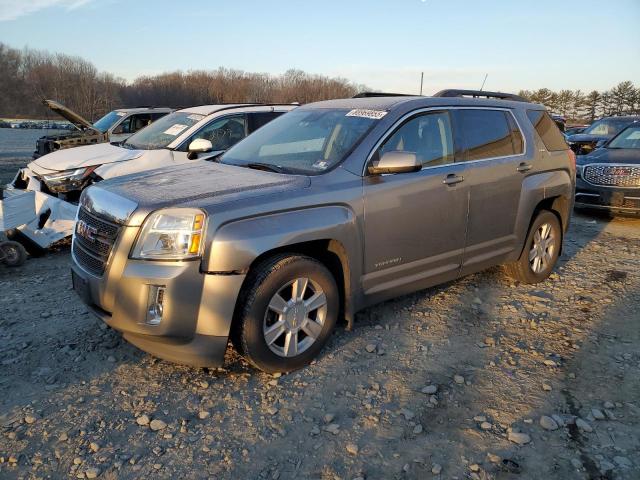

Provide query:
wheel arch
left=233, top=239, right=353, bottom=331
left=206, top=206, right=361, bottom=331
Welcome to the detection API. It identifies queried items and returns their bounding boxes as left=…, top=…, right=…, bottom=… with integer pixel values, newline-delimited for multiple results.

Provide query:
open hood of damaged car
left=29, top=142, right=144, bottom=173
left=43, top=99, right=100, bottom=133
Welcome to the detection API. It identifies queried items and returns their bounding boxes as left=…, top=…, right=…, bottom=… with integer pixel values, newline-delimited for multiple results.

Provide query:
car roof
left=177, top=104, right=298, bottom=116
left=115, top=107, right=173, bottom=114
left=301, top=95, right=542, bottom=112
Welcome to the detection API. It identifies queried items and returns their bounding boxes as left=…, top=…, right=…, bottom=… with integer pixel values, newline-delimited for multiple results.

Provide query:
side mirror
left=368, top=151, right=421, bottom=175
left=187, top=138, right=213, bottom=159
left=595, top=139, right=607, bottom=149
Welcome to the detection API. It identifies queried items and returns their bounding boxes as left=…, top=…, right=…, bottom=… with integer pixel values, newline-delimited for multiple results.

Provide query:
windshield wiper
left=245, top=162, right=287, bottom=174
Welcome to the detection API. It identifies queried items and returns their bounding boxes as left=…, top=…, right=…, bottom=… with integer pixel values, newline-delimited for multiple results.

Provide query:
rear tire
left=504, top=210, right=561, bottom=284
left=1, top=241, right=27, bottom=267
left=231, top=254, right=339, bottom=373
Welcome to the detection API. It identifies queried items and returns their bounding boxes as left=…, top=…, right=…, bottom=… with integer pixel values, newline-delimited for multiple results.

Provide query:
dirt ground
left=0, top=211, right=639, bottom=480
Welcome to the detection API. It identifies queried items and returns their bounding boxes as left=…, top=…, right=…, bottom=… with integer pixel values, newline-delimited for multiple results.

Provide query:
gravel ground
left=1, top=211, right=639, bottom=480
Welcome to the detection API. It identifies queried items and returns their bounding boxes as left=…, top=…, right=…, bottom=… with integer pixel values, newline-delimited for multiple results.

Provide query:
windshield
left=93, top=111, right=125, bottom=133
left=608, top=125, right=640, bottom=149
left=122, top=111, right=205, bottom=150
left=584, top=118, right=633, bottom=136
left=221, top=108, right=380, bottom=174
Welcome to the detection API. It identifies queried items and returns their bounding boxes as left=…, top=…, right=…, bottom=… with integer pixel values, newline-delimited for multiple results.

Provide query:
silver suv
left=71, top=90, right=576, bottom=373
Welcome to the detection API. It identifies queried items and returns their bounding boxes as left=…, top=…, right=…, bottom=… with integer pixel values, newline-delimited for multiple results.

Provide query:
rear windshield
left=526, top=110, right=568, bottom=151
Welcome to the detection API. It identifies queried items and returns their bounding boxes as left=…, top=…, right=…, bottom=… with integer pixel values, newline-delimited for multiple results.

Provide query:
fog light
left=146, top=285, right=165, bottom=325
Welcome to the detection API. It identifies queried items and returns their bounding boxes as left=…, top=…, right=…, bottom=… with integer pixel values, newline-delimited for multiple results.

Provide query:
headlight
left=131, top=208, right=206, bottom=260
left=42, top=166, right=97, bottom=193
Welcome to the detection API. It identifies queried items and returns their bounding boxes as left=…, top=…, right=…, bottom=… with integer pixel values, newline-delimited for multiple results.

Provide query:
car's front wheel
left=504, top=210, right=561, bottom=284
left=232, top=254, right=339, bottom=373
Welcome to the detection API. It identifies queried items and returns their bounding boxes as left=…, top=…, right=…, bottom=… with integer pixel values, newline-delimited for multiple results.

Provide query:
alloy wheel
left=262, top=277, right=328, bottom=357
left=529, top=222, right=556, bottom=274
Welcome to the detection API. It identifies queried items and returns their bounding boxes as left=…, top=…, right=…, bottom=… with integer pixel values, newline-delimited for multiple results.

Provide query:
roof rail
left=353, top=92, right=418, bottom=98
left=433, top=89, right=527, bottom=102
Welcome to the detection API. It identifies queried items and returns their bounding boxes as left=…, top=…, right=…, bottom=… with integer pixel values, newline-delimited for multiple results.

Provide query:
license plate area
left=72, top=269, right=93, bottom=305
left=610, top=192, right=625, bottom=206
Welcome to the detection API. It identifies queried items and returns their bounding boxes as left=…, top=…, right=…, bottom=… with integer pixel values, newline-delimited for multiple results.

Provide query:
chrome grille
left=584, top=164, right=640, bottom=188
left=72, top=207, right=121, bottom=276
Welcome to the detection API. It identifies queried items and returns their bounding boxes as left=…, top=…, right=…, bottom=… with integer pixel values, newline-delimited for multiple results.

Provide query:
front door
left=362, top=110, right=469, bottom=302
left=173, top=114, right=248, bottom=162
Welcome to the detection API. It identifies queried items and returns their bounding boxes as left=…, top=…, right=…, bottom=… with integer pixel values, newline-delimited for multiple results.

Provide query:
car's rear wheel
left=232, top=254, right=339, bottom=373
left=504, top=210, right=561, bottom=284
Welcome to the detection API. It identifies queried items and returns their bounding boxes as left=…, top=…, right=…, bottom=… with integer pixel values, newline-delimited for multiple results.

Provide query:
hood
left=567, top=133, right=610, bottom=143
left=43, top=99, right=99, bottom=133
left=93, top=161, right=311, bottom=225
left=577, top=148, right=640, bottom=166
left=29, top=142, right=144, bottom=173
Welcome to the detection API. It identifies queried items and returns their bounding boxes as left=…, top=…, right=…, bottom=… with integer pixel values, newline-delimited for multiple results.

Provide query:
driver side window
left=378, top=111, right=454, bottom=167
left=185, top=115, right=247, bottom=151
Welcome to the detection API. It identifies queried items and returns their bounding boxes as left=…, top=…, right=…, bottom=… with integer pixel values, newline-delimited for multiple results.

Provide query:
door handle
left=517, top=163, right=532, bottom=172
left=443, top=174, right=464, bottom=185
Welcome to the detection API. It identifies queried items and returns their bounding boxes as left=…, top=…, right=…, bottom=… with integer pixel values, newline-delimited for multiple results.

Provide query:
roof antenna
left=419, top=72, right=424, bottom=95
left=480, top=73, right=488, bottom=91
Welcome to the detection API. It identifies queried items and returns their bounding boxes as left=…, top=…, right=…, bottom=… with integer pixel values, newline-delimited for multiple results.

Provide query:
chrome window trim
left=363, top=106, right=528, bottom=176
left=582, top=162, right=640, bottom=189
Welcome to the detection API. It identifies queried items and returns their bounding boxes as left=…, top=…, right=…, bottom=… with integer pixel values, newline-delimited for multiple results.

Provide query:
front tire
left=232, top=254, right=339, bottom=373
left=504, top=210, right=561, bottom=284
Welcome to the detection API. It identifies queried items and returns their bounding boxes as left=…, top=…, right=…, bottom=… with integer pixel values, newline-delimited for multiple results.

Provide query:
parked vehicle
left=0, top=188, right=29, bottom=267
left=551, top=114, right=566, bottom=132
left=575, top=123, right=640, bottom=214
left=71, top=90, right=575, bottom=373
left=33, top=100, right=172, bottom=159
left=566, top=115, right=639, bottom=155
left=564, top=125, right=589, bottom=137
left=4, top=103, right=296, bottom=250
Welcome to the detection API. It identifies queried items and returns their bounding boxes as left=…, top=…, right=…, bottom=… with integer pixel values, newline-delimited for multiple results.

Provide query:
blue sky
left=1, top=0, right=639, bottom=94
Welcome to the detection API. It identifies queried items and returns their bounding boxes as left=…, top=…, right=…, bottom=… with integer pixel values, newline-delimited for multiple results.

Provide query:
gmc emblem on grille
left=610, top=167, right=632, bottom=176
left=76, top=220, right=98, bottom=242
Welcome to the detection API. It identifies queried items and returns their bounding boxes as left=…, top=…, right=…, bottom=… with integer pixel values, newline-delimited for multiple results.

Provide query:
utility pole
left=420, top=72, right=424, bottom=95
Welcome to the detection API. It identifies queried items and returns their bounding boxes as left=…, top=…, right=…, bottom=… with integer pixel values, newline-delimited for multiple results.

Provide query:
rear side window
left=453, top=109, right=519, bottom=161
left=526, top=110, right=568, bottom=151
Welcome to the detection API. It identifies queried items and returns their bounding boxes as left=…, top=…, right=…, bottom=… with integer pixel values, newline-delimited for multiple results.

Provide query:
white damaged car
left=4, top=103, right=296, bottom=250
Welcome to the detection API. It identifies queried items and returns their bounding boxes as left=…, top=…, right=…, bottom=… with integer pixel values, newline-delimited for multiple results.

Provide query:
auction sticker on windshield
left=163, top=124, right=189, bottom=136
left=346, top=109, right=387, bottom=119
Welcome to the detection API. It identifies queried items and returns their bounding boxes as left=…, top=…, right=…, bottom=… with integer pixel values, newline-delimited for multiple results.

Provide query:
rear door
left=452, top=108, right=528, bottom=274
left=362, top=110, right=469, bottom=302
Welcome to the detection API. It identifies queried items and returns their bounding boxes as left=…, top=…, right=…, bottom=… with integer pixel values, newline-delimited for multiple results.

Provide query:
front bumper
left=575, top=176, right=640, bottom=213
left=71, top=251, right=246, bottom=367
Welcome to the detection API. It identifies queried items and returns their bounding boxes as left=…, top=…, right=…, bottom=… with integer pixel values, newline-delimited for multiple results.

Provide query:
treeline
left=518, top=82, right=640, bottom=123
left=0, top=42, right=364, bottom=120
left=2, top=42, right=638, bottom=123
